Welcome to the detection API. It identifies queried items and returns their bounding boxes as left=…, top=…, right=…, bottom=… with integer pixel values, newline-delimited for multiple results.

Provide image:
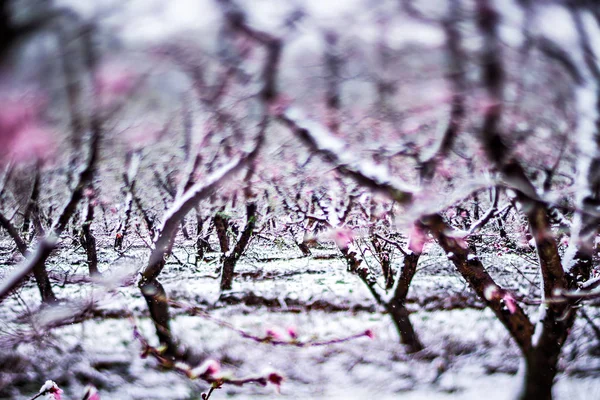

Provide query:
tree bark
left=389, top=252, right=423, bottom=352
left=81, top=198, right=99, bottom=276
left=296, top=239, right=311, bottom=257
left=517, top=351, right=559, bottom=400
left=341, top=244, right=424, bottom=352
left=22, top=165, right=40, bottom=241
left=386, top=297, right=423, bottom=353
left=139, top=272, right=177, bottom=356
left=31, top=245, right=57, bottom=303
left=220, top=256, right=237, bottom=291
left=220, top=202, right=257, bottom=291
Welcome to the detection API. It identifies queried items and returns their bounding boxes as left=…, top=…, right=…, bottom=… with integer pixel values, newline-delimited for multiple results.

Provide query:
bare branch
left=279, top=108, right=415, bottom=204
left=0, top=238, right=55, bottom=303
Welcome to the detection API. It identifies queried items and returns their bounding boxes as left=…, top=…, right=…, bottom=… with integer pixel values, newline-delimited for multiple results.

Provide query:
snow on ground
left=1, top=239, right=599, bottom=399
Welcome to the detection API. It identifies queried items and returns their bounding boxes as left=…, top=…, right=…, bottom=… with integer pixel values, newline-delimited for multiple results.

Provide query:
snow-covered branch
left=0, top=238, right=55, bottom=303
left=143, top=155, right=249, bottom=281
left=279, top=107, right=416, bottom=204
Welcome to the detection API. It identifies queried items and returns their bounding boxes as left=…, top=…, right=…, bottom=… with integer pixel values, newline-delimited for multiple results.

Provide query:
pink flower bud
left=0, top=95, right=55, bottom=163
left=266, top=328, right=283, bottom=340
left=287, top=327, right=298, bottom=339
left=408, top=224, right=427, bottom=254
left=503, top=292, right=518, bottom=314
left=39, top=380, right=63, bottom=400
left=82, top=385, right=100, bottom=400
left=267, top=372, right=284, bottom=393
left=331, top=227, right=354, bottom=250
left=191, top=359, right=221, bottom=378
left=364, top=329, right=375, bottom=339
left=483, top=284, right=501, bottom=301
left=95, top=63, right=136, bottom=106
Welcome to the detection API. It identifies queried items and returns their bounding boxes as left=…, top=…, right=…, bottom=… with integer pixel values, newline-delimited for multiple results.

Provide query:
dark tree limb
left=0, top=238, right=55, bottom=303
left=220, top=201, right=257, bottom=291
left=81, top=194, right=99, bottom=276
left=420, top=0, right=466, bottom=182
left=419, top=214, right=534, bottom=353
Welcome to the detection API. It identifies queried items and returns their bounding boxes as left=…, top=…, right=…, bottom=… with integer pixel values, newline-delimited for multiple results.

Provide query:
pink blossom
left=203, top=359, right=221, bottom=376
left=82, top=385, right=100, bottom=400
left=287, top=326, right=298, bottom=339
left=266, top=328, right=283, bottom=340
left=0, top=95, right=55, bottom=163
left=503, top=292, right=518, bottom=314
left=84, top=188, right=95, bottom=198
left=38, top=380, right=62, bottom=400
left=190, top=359, right=221, bottom=378
left=8, top=124, right=55, bottom=162
left=483, top=284, right=500, bottom=301
left=95, top=63, right=136, bottom=106
left=50, top=388, right=62, bottom=400
left=408, top=224, right=427, bottom=254
left=364, top=329, right=375, bottom=339
left=331, top=227, right=354, bottom=249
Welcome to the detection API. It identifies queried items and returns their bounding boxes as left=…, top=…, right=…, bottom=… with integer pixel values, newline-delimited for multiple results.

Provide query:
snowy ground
left=1, top=237, right=599, bottom=399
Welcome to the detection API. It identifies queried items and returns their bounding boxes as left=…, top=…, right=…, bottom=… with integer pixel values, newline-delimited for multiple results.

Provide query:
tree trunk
left=341, top=244, right=424, bottom=352
left=387, top=252, right=423, bottom=352
left=296, top=240, right=311, bottom=257
left=195, top=212, right=213, bottom=265
left=31, top=247, right=57, bottom=304
left=139, top=275, right=177, bottom=356
left=516, top=306, right=574, bottom=400
left=219, top=202, right=257, bottom=291
left=516, top=351, right=558, bottom=400
left=220, top=255, right=236, bottom=291
left=213, top=212, right=230, bottom=253
left=115, top=189, right=134, bottom=250
left=22, top=165, right=40, bottom=241
left=81, top=199, right=99, bottom=276
left=196, top=237, right=205, bottom=265
left=386, top=297, right=423, bottom=353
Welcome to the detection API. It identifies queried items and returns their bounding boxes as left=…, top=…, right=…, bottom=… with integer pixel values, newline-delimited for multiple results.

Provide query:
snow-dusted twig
left=0, top=210, right=28, bottom=255
left=131, top=320, right=284, bottom=391
left=168, top=299, right=374, bottom=347
left=551, top=280, right=600, bottom=301
left=29, top=380, right=63, bottom=400
left=0, top=161, right=13, bottom=197
left=217, top=0, right=282, bottom=102
left=467, top=187, right=499, bottom=235
left=374, top=232, right=409, bottom=256
left=144, top=156, right=249, bottom=280
left=278, top=107, right=415, bottom=204
left=419, top=0, right=466, bottom=182
left=0, top=238, right=56, bottom=303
